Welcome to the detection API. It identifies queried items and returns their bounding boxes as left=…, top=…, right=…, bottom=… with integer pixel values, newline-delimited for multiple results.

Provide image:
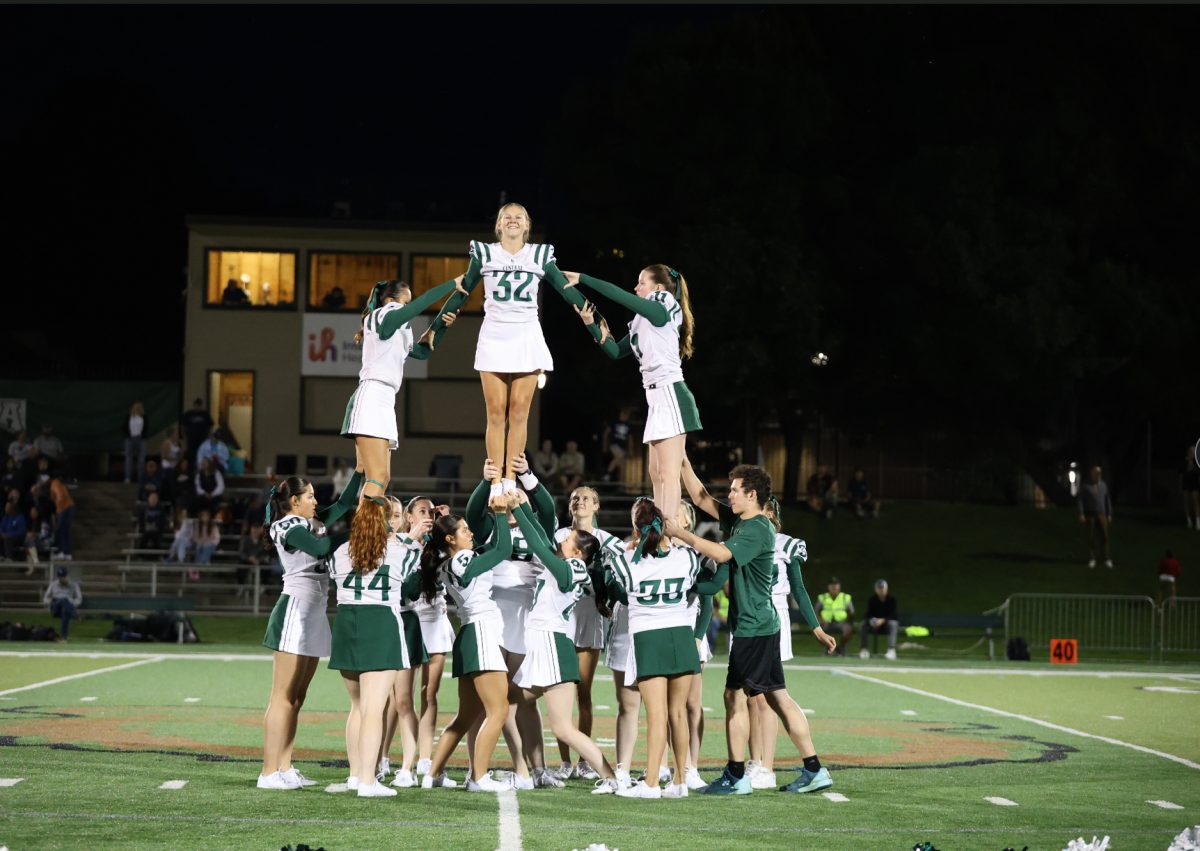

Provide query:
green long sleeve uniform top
left=283, top=470, right=364, bottom=556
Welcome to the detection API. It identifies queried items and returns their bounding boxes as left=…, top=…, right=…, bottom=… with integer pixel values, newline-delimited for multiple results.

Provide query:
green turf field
left=2, top=646, right=1198, bottom=851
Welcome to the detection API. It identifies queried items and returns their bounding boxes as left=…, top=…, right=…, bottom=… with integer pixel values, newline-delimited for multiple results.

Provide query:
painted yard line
left=1147, top=800, right=1184, bottom=810
left=497, top=787, right=522, bottom=851
left=184, top=697, right=202, bottom=703
left=595, top=704, right=611, bottom=710
left=0, top=650, right=272, bottom=662
left=710, top=661, right=1200, bottom=679
left=985, top=796, right=1019, bottom=806
left=0, top=778, right=24, bottom=787
left=840, top=669, right=1200, bottom=771
left=0, top=656, right=165, bottom=698
left=1104, top=715, right=1125, bottom=720
left=158, top=780, right=188, bottom=790
left=79, top=696, right=97, bottom=702
left=823, top=792, right=849, bottom=802
left=901, top=710, right=918, bottom=716
left=324, top=783, right=350, bottom=794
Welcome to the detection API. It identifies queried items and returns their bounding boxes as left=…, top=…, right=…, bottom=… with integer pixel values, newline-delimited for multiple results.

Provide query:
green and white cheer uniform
left=578, top=275, right=702, bottom=443
left=393, top=532, right=429, bottom=664
left=326, top=538, right=421, bottom=672
left=441, top=520, right=513, bottom=678
left=555, top=523, right=623, bottom=650
left=513, top=507, right=590, bottom=689
left=341, top=279, right=457, bottom=449
left=470, top=240, right=558, bottom=373
left=610, top=544, right=703, bottom=684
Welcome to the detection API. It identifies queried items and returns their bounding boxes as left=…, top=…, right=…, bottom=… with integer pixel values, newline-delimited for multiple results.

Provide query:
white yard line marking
left=823, top=792, right=850, bottom=802
left=1103, top=715, right=1124, bottom=720
left=0, top=651, right=272, bottom=662
left=901, top=710, right=918, bottom=716
left=79, top=696, right=97, bottom=702
left=985, top=796, right=1018, bottom=806
left=0, top=657, right=165, bottom=698
left=595, top=704, right=611, bottom=710
left=1141, top=686, right=1200, bottom=694
left=324, top=783, right=350, bottom=794
left=802, top=708, right=816, bottom=714
left=158, top=780, right=188, bottom=790
left=702, top=706, right=713, bottom=712
left=497, top=787, right=522, bottom=851
left=0, top=778, right=25, bottom=787
left=1147, top=800, right=1184, bottom=810
left=706, top=661, right=1200, bottom=679
left=184, top=697, right=201, bottom=703
left=840, top=670, right=1200, bottom=771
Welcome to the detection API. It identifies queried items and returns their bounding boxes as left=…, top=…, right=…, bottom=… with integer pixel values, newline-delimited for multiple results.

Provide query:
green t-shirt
left=718, top=503, right=781, bottom=638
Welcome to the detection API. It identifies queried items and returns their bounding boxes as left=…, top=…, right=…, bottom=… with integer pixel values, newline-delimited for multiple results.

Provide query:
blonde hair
left=570, top=485, right=600, bottom=506
left=493, top=203, right=532, bottom=242
left=677, top=501, right=696, bottom=532
left=385, top=495, right=406, bottom=533
left=643, top=264, right=695, bottom=360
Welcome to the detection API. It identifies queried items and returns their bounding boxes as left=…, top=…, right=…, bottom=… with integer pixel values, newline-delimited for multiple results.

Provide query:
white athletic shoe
left=662, top=783, right=689, bottom=798
left=858, top=648, right=870, bottom=660
left=553, top=760, right=575, bottom=781
left=591, top=777, right=621, bottom=795
left=614, top=765, right=632, bottom=789
left=750, top=769, right=777, bottom=790
left=391, top=768, right=416, bottom=788
left=684, top=766, right=706, bottom=790
left=511, top=773, right=535, bottom=791
left=616, top=780, right=662, bottom=799
left=1105, top=559, right=1114, bottom=569
left=745, top=760, right=762, bottom=781
left=885, top=648, right=897, bottom=660
left=489, top=481, right=504, bottom=500
left=658, top=765, right=672, bottom=784
left=466, top=773, right=510, bottom=792
left=416, top=758, right=432, bottom=776
left=357, top=780, right=398, bottom=798
left=280, top=767, right=317, bottom=787
left=501, top=478, right=517, bottom=495
left=533, top=767, right=565, bottom=788
left=377, top=757, right=391, bottom=779
left=576, top=759, right=600, bottom=781
left=257, top=770, right=300, bottom=790
left=421, top=773, right=457, bottom=789
left=347, top=776, right=360, bottom=791
left=1088, top=559, right=1097, bottom=569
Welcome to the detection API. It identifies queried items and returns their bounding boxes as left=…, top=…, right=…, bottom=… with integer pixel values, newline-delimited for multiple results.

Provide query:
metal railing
left=1001, top=593, right=1159, bottom=660
left=1161, top=597, right=1200, bottom=656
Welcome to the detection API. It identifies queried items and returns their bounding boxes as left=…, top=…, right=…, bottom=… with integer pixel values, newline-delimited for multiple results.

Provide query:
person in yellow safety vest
left=815, top=577, right=854, bottom=656
left=709, top=589, right=731, bottom=648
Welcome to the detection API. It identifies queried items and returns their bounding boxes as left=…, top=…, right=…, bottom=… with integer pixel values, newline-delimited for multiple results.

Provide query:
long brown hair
left=355, top=280, right=410, bottom=345
left=632, top=496, right=665, bottom=561
left=420, top=514, right=462, bottom=603
left=642, top=264, right=694, bottom=360
left=349, top=498, right=389, bottom=575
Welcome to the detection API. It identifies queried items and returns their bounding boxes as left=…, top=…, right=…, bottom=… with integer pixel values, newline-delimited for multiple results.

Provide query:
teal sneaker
left=700, top=767, right=752, bottom=795
left=780, top=766, right=832, bottom=794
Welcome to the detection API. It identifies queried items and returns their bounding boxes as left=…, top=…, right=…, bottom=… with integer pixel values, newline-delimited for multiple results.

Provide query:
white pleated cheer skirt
left=474, top=317, right=554, bottom=374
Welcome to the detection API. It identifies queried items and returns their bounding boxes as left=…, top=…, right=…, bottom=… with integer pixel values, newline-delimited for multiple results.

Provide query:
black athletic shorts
left=726, top=631, right=786, bottom=696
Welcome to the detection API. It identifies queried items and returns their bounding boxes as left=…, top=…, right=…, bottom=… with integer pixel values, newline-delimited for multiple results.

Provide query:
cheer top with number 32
left=470, top=240, right=556, bottom=323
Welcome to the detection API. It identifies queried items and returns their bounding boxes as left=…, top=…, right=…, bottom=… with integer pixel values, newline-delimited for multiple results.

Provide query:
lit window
left=309, top=253, right=400, bottom=312
left=206, top=251, right=296, bottom=308
left=411, top=254, right=480, bottom=313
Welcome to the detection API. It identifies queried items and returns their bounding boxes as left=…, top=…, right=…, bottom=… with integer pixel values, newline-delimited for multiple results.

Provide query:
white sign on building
left=301, top=315, right=429, bottom=379
left=0, top=398, right=26, bottom=433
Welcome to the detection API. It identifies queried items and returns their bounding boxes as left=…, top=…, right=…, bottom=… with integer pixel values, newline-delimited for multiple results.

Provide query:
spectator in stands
left=7, top=429, right=36, bottom=471
left=26, top=504, right=48, bottom=566
left=1159, top=549, right=1181, bottom=606
left=196, top=427, right=231, bottom=473
left=601, top=408, right=633, bottom=483
left=533, top=438, right=559, bottom=481
left=48, top=475, right=74, bottom=560
left=171, top=457, right=193, bottom=511
left=124, top=401, right=147, bottom=484
left=137, top=459, right=165, bottom=502
left=557, top=439, right=586, bottom=493
left=1182, top=449, right=1200, bottom=531
left=43, top=565, right=82, bottom=640
left=192, top=508, right=221, bottom=566
left=180, top=399, right=213, bottom=471
left=709, top=588, right=729, bottom=650
left=137, top=491, right=167, bottom=550
left=331, top=457, right=353, bottom=499
left=816, top=576, right=854, bottom=656
left=221, top=278, right=249, bottom=305
left=321, top=286, right=347, bottom=310
left=1078, top=465, right=1114, bottom=569
left=1, top=497, right=27, bottom=561
left=849, top=468, right=880, bottom=519
left=237, top=492, right=268, bottom=594
left=160, top=424, right=183, bottom=473
left=166, top=507, right=193, bottom=564
left=33, top=424, right=65, bottom=468
left=807, top=467, right=838, bottom=516
left=858, top=579, right=899, bottom=660
left=193, top=457, right=225, bottom=514
left=1, top=457, right=19, bottom=497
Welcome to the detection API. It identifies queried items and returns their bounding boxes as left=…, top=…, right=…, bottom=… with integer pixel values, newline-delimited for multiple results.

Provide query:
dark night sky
left=2, top=6, right=1197, bottom=479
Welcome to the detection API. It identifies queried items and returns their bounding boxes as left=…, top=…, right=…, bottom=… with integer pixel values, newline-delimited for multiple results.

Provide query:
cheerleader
left=509, top=497, right=620, bottom=794
left=551, top=486, right=623, bottom=781
left=419, top=498, right=517, bottom=792
left=675, top=501, right=717, bottom=791
left=258, top=469, right=362, bottom=790
left=609, top=498, right=721, bottom=799
left=419, top=204, right=589, bottom=497
left=745, top=497, right=823, bottom=790
left=326, top=507, right=423, bottom=797
left=342, top=275, right=462, bottom=545
left=569, top=265, right=699, bottom=522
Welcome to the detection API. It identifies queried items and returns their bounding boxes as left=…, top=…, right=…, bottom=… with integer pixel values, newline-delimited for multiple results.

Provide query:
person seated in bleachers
left=137, top=491, right=167, bottom=550
left=1, top=497, right=27, bottom=561
left=557, top=439, right=586, bottom=493
left=33, top=424, right=65, bottom=469
left=137, top=459, right=165, bottom=502
left=1, top=457, right=20, bottom=497
left=196, top=427, right=230, bottom=473
left=170, top=457, right=192, bottom=511
left=858, top=579, right=899, bottom=660
left=192, top=508, right=221, bottom=566
left=166, top=507, right=193, bottom=563
left=849, top=468, right=880, bottom=519
left=193, top=457, right=225, bottom=514
left=816, top=576, right=854, bottom=656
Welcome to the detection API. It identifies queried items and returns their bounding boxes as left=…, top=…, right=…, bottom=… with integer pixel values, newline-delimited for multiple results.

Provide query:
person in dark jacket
left=1077, top=465, right=1113, bottom=569
left=858, top=579, right=899, bottom=660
